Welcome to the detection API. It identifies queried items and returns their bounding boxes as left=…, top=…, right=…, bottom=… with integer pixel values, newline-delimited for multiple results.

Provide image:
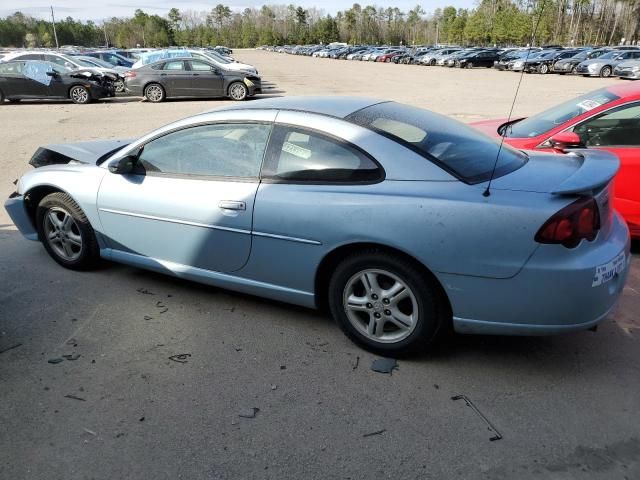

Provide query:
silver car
left=576, top=50, right=640, bottom=77
left=614, top=60, right=640, bottom=79
left=5, top=97, right=631, bottom=355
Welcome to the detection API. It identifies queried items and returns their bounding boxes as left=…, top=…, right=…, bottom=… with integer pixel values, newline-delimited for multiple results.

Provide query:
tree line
left=1, top=1, right=638, bottom=49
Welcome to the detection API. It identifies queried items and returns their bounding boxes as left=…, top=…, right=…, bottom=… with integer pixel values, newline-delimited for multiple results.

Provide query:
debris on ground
left=451, top=394, right=503, bottom=441
left=238, top=407, right=260, bottom=419
left=139, top=416, right=145, bottom=422
left=63, top=353, right=81, bottom=361
left=159, top=308, right=168, bottom=314
left=64, top=394, right=86, bottom=401
left=144, top=315, right=153, bottom=320
left=363, top=429, right=386, bottom=437
left=352, top=356, right=360, bottom=370
left=48, top=357, right=64, bottom=364
left=280, top=365, right=286, bottom=370
left=137, top=288, right=154, bottom=295
left=270, top=384, right=277, bottom=390
left=66, top=338, right=77, bottom=347
left=156, top=301, right=165, bottom=308
left=83, top=428, right=96, bottom=436
left=371, top=358, right=398, bottom=374
left=168, top=353, right=191, bottom=364
left=434, top=384, right=440, bottom=390
left=0, top=343, right=22, bottom=355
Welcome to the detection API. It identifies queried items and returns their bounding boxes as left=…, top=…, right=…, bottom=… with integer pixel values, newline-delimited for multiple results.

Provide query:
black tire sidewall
left=36, top=192, right=100, bottom=270
left=328, top=252, right=443, bottom=356
left=601, top=66, right=611, bottom=77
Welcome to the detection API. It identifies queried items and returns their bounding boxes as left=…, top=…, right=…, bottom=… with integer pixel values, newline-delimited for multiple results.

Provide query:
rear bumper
left=4, top=195, right=38, bottom=241
left=442, top=212, right=631, bottom=335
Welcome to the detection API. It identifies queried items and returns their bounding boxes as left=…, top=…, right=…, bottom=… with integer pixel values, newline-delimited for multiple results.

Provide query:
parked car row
left=0, top=47, right=260, bottom=104
left=262, top=44, right=640, bottom=79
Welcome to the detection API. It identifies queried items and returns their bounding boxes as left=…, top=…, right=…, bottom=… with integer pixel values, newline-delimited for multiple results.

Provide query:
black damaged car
left=455, top=49, right=501, bottom=68
left=0, top=60, right=116, bottom=104
left=524, top=49, right=581, bottom=74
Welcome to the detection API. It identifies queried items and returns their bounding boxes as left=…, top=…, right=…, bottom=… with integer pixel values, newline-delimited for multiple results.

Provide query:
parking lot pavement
left=1, top=51, right=639, bottom=479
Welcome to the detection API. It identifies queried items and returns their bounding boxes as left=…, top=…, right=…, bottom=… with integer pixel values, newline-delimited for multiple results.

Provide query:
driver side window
left=136, top=123, right=271, bottom=178
left=573, top=103, right=640, bottom=147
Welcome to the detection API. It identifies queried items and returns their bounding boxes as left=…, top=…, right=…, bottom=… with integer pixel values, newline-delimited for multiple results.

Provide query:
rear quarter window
left=346, top=102, right=527, bottom=184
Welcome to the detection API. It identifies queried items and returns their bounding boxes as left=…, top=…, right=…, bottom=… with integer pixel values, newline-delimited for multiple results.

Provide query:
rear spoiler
left=551, top=149, right=619, bottom=196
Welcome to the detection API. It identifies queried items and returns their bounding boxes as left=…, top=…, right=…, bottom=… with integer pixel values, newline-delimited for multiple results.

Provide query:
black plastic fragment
left=371, top=358, right=398, bottom=374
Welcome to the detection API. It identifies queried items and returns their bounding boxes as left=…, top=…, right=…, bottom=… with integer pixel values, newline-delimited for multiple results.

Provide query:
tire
left=114, top=79, right=125, bottom=93
left=571, top=65, right=578, bottom=74
left=0, top=89, right=4, bottom=103
left=328, top=251, right=448, bottom=356
left=144, top=83, right=165, bottom=102
left=228, top=81, right=248, bottom=101
left=600, top=66, right=612, bottom=78
left=69, top=85, right=91, bottom=104
left=429, top=59, right=436, bottom=66
left=539, top=63, right=549, bottom=74
left=36, top=192, right=100, bottom=270
left=466, top=62, right=473, bottom=69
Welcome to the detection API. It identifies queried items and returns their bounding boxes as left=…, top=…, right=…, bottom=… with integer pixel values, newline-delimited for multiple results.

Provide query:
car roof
left=205, top=96, right=385, bottom=119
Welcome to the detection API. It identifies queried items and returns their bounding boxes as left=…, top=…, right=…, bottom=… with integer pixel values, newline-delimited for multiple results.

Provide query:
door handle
left=218, top=200, right=246, bottom=211
left=160, top=73, right=167, bottom=76
left=192, top=73, right=200, bottom=76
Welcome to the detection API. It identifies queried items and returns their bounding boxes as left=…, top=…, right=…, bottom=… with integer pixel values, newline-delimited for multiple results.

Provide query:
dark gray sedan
left=124, top=57, right=262, bottom=102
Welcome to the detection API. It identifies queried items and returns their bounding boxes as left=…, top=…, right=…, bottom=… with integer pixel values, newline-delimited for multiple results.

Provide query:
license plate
left=592, top=251, right=627, bottom=287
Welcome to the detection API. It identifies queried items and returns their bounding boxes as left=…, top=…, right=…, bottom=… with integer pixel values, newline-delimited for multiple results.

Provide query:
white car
left=132, top=49, right=258, bottom=75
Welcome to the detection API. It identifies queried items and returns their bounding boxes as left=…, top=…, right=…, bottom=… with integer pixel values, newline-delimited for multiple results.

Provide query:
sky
left=0, top=0, right=478, bottom=22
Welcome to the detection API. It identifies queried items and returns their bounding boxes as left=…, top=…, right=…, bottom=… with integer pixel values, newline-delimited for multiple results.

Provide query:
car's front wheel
left=228, top=81, right=248, bottom=101
left=36, top=192, right=100, bottom=270
left=539, top=63, right=549, bottom=74
left=69, top=85, right=91, bottom=104
left=600, top=66, right=612, bottom=78
left=328, top=251, right=447, bottom=356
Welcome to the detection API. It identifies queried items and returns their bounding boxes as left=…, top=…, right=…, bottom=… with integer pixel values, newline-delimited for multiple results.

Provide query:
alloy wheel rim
left=230, top=84, right=246, bottom=100
left=71, top=87, right=88, bottom=103
left=343, top=268, right=419, bottom=343
left=146, top=85, right=163, bottom=101
left=114, top=80, right=124, bottom=92
left=44, top=207, right=82, bottom=261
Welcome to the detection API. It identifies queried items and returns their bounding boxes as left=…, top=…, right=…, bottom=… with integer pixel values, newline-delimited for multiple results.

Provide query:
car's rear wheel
left=228, top=81, right=248, bottom=101
left=466, top=62, right=474, bottom=69
left=328, top=251, right=447, bottom=356
left=539, top=63, right=549, bottom=74
left=600, top=66, right=612, bottom=78
left=36, top=192, right=100, bottom=270
left=144, top=83, right=165, bottom=102
left=69, top=85, right=91, bottom=104
left=0, top=89, right=4, bottom=103
left=571, top=65, right=578, bottom=74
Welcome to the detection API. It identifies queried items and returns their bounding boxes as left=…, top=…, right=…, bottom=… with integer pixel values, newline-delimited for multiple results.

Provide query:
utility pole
left=50, top=6, right=59, bottom=48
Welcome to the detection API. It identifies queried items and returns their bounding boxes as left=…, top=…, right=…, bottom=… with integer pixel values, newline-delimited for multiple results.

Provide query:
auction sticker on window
left=592, top=251, right=627, bottom=287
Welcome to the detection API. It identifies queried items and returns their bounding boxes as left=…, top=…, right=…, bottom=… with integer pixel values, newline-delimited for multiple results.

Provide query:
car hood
left=223, top=62, right=257, bottom=73
left=30, top=138, right=133, bottom=168
left=490, top=149, right=620, bottom=195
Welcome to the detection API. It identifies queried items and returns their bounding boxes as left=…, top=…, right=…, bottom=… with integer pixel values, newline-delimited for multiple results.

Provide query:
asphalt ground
left=1, top=49, right=639, bottom=480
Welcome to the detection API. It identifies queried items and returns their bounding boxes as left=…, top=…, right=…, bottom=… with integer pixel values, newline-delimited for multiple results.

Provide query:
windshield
left=203, top=51, right=231, bottom=64
left=80, top=57, right=113, bottom=68
left=597, top=51, right=621, bottom=60
left=76, top=58, right=101, bottom=68
left=506, top=88, right=620, bottom=138
left=347, top=102, right=527, bottom=184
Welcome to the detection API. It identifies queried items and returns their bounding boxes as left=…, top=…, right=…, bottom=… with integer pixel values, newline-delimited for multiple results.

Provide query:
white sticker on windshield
left=282, top=141, right=311, bottom=159
left=577, top=99, right=602, bottom=111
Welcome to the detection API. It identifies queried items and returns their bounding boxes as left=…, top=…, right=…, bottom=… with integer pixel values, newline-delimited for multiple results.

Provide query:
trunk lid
left=488, top=149, right=619, bottom=195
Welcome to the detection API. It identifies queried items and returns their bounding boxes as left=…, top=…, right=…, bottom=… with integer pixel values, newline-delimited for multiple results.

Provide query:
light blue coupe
left=5, top=97, right=631, bottom=355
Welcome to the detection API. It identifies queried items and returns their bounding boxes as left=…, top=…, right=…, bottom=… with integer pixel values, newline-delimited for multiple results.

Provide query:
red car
left=472, top=82, right=640, bottom=238
left=377, top=52, right=403, bottom=63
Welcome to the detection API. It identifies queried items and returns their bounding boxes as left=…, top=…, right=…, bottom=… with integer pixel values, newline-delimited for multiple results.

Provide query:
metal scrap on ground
left=451, top=394, right=503, bottom=441
left=371, top=358, right=398, bottom=374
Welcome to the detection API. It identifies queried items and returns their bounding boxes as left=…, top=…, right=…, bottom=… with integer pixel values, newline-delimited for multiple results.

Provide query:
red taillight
left=535, top=197, right=600, bottom=248
left=124, top=71, right=136, bottom=78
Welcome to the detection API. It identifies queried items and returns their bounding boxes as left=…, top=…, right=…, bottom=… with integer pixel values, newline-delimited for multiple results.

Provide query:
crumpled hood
left=30, top=138, right=133, bottom=168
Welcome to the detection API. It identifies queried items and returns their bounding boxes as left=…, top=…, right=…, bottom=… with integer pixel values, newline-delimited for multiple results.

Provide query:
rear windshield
left=346, top=102, right=527, bottom=184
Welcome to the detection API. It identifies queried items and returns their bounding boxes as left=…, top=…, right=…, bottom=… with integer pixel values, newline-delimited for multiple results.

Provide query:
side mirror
left=108, top=154, right=137, bottom=174
left=45, top=71, right=57, bottom=77
left=549, top=131, right=584, bottom=152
